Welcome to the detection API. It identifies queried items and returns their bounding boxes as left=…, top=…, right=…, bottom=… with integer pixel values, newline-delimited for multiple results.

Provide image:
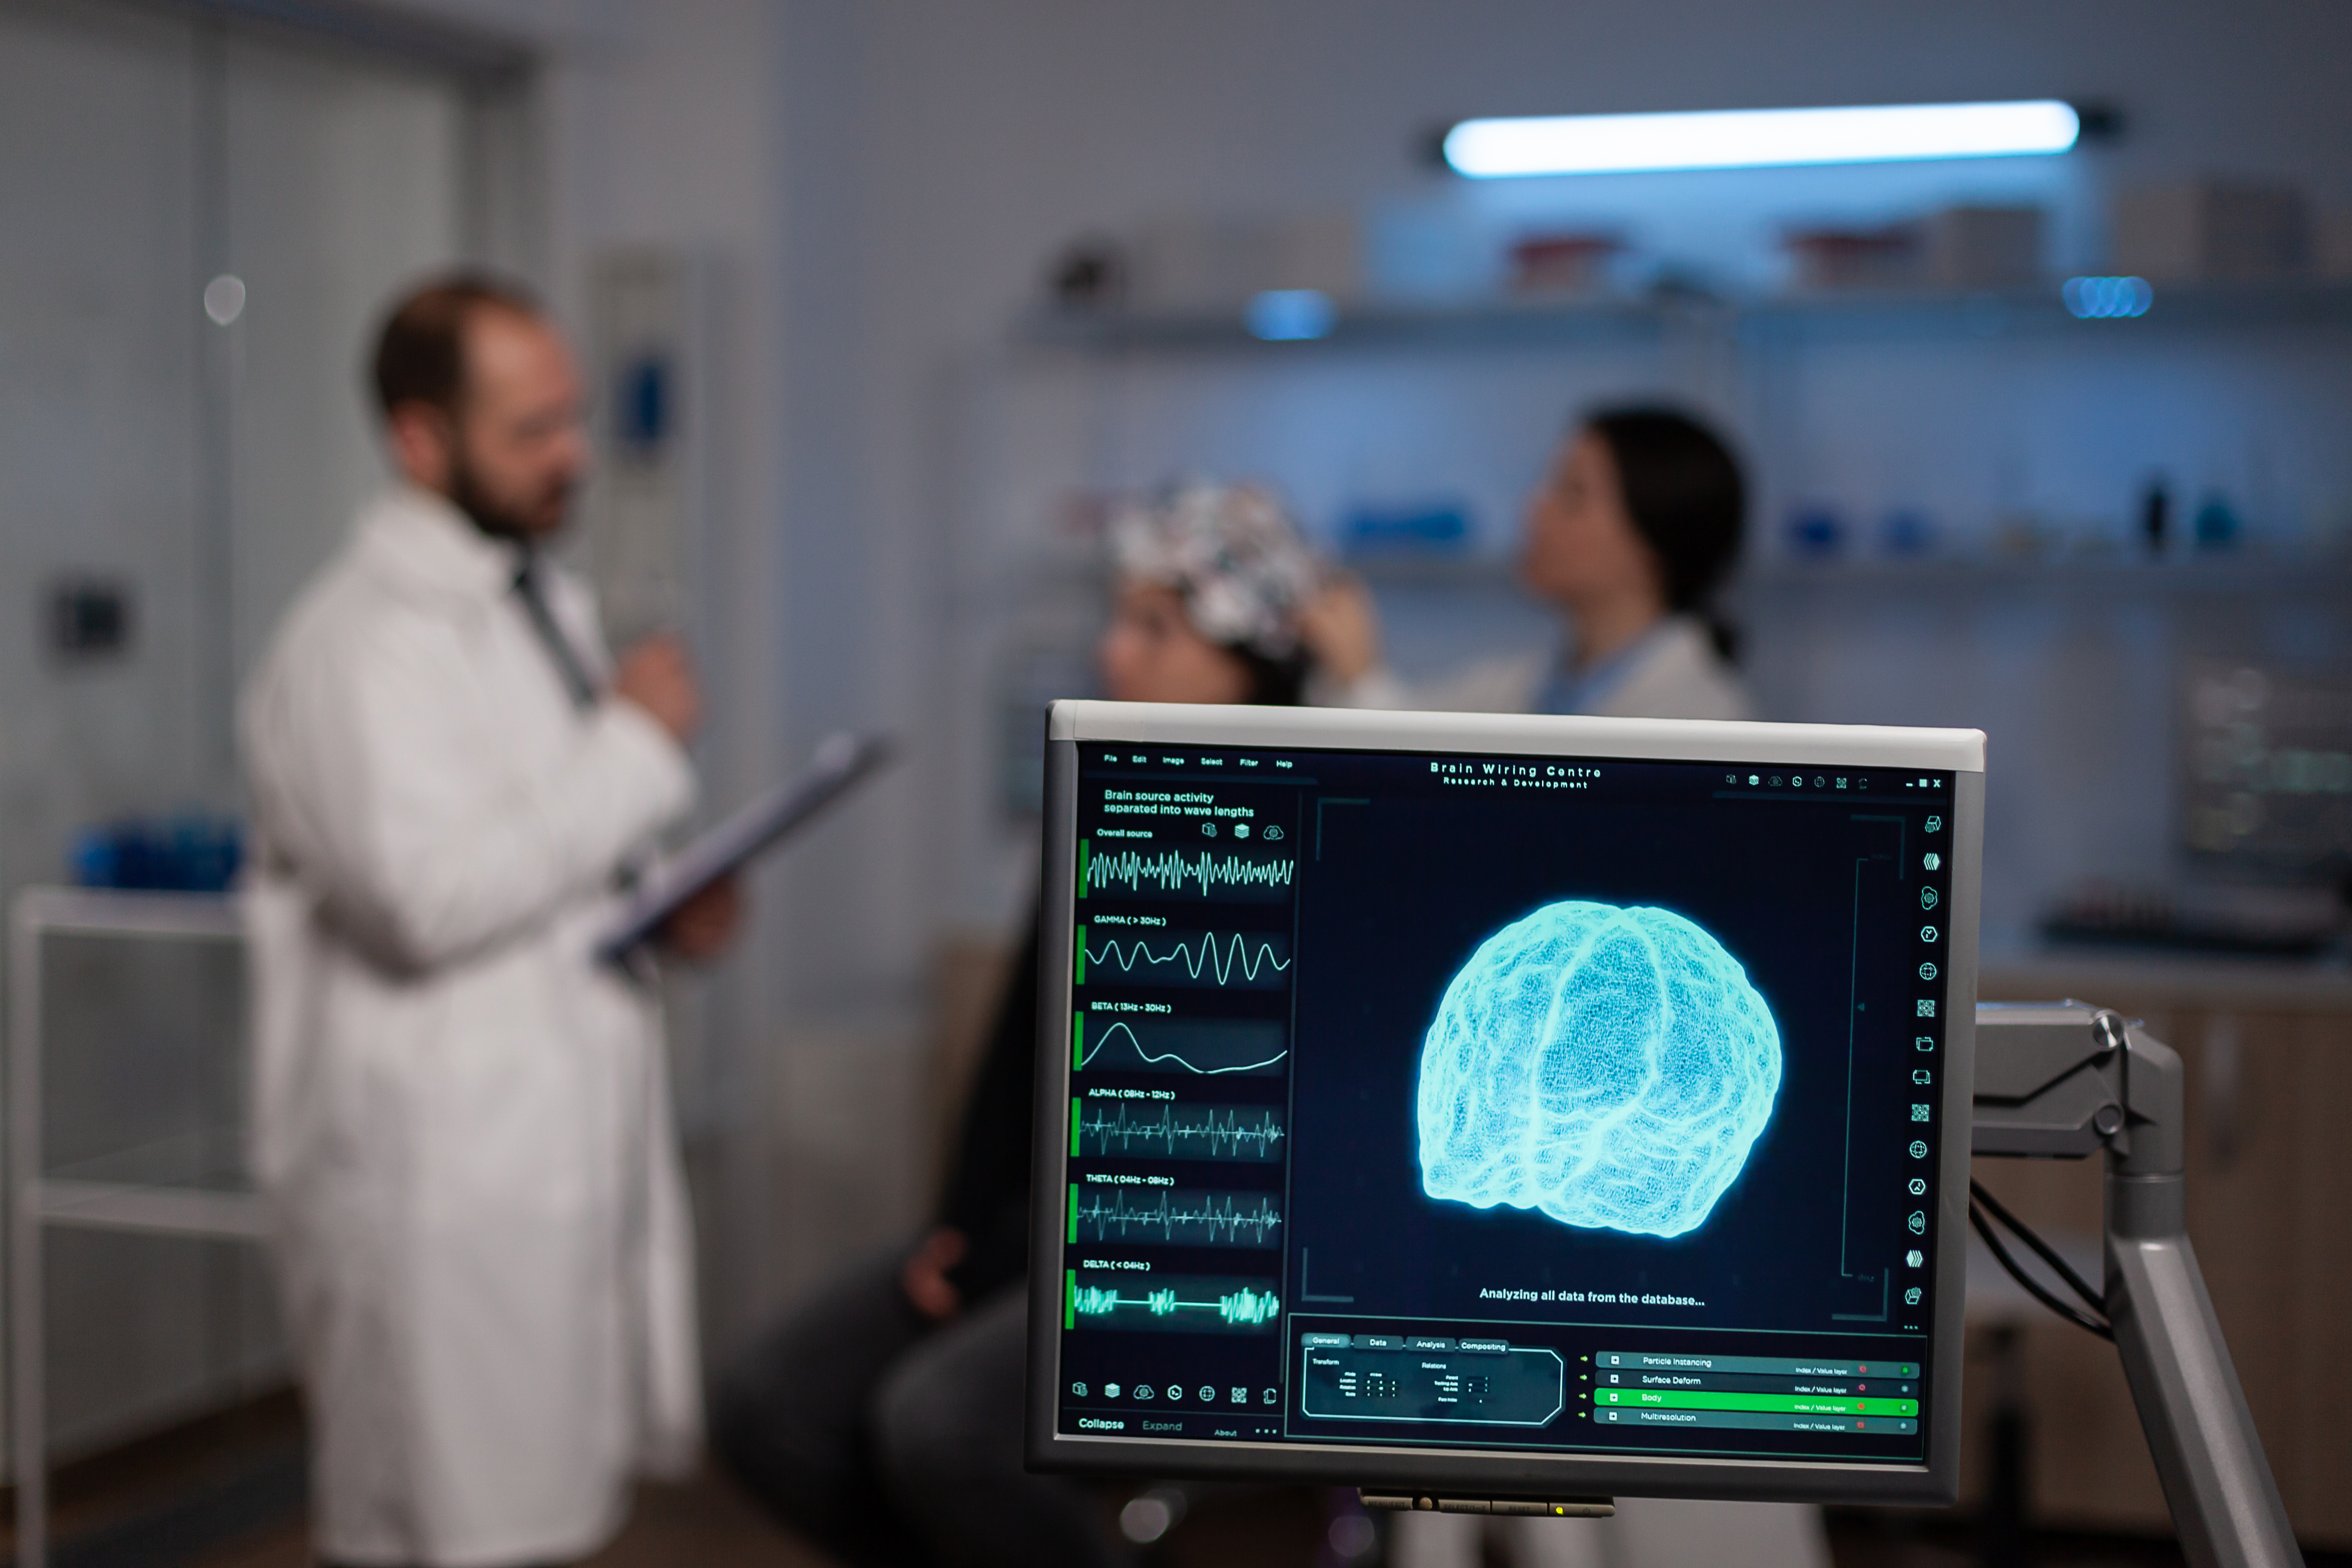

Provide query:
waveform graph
left=1079, top=927, right=1291, bottom=990
left=1075, top=1099, right=1286, bottom=1160
left=1068, top=1186, right=1283, bottom=1248
left=1064, top=1271, right=1282, bottom=1335
left=1075, top=1018, right=1288, bottom=1078
left=1082, top=840, right=1297, bottom=903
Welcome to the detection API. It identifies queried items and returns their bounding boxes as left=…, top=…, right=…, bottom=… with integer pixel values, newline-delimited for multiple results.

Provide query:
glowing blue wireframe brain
left=1417, top=901, right=1780, bottom=1239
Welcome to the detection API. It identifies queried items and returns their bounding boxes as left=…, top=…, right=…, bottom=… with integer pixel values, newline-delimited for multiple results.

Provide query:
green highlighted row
left=1600, top=1389, right=1917, bottom=1417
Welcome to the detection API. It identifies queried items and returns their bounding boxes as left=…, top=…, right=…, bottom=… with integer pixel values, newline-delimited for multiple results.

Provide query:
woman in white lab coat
left=1311, top=406, right=1754, bottom=725
left=242, top=281, right=728, bottom=1568
left=1310, top=407, right=1831, bottom=1568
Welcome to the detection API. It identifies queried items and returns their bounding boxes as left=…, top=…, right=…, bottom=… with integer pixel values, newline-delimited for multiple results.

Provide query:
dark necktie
left=511, top=554, right=599, bottom=712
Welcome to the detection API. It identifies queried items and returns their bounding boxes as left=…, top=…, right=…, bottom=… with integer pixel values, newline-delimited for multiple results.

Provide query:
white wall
left=0, top=0, right=479, bottom=1457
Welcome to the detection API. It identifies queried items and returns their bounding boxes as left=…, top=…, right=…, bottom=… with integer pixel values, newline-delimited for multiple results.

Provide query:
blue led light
left=1245, top=289, right=1336, bottom=341
left=2061, top=276, right=2153, bottom=319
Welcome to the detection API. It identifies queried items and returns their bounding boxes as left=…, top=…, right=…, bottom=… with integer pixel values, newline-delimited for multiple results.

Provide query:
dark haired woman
left=1309, top=405, right=1752, bottom=722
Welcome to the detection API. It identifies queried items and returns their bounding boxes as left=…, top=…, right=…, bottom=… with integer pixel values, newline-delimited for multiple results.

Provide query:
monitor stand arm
left=1972, top=1001, right=2300, bottom=1568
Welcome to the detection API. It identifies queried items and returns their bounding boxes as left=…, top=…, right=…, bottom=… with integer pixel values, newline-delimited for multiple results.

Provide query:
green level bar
left=1073, top=1015, right=1083, bottom=1073
left=1068, top=1185, right=1080, bottom=1244
left=1070, top=1099, right=1082, bottom=1156
left=1602, top=1351, right=1917, bottom=1379
left=1078, top=838, right=1089, bottom=899
left=1600, top=1388, right=1917, bottom=1417
left=1064, top=1269, right=1077, bottom=1330
left=1075, top=925, right=1086, bottom=986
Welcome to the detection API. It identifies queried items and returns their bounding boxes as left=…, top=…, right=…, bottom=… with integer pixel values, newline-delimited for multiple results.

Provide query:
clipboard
left=598, top=730, right=892, bottom=962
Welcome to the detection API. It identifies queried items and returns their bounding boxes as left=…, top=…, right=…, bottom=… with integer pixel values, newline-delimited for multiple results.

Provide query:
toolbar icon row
left=1073, top=1382, right=1277, bottom=1407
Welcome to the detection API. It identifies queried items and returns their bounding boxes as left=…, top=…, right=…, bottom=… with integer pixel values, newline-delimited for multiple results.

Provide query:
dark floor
left=0, top=1389, right=823, bottom=1568
left=2, top=1392, right=2340, bottom=1568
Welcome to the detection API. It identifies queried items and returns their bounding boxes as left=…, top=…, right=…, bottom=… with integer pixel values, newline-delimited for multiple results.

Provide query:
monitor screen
left=2181, top=658, right=2352, bottom=876
left=1027, top=703, right=1984, bottom=1506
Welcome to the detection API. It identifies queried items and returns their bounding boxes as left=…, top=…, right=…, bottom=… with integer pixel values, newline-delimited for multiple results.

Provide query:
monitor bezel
left=1026, top=701, right=1985, bottom=1506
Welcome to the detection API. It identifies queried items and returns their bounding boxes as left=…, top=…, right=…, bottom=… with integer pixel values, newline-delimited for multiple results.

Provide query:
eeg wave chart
left=1082, top=842, right=1297, bottom=902
left=1079, top=930, right=1291, bottom=989
left=1074, top=1019, right=1289, bottom=1077
left=1075, top=1101, right=1285, bottom=1160
left=1069, top=1188, right=1284, bottom=1247
left=1067, top=1276, right=1283, bottom=1333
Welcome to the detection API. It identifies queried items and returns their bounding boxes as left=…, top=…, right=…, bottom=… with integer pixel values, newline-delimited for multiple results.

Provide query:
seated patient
left=712, top=482, right=1326, bottom=1568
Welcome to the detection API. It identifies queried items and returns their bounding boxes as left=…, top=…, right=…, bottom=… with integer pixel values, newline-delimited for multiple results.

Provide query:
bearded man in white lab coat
left=242, top=277, right=738, bottom=1567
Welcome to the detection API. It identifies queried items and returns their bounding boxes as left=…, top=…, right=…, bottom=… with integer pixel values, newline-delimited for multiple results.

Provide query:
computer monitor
left=2181, top=658, right=2352, bottom=878
left=1026, top=702, right=1985, bottom=1507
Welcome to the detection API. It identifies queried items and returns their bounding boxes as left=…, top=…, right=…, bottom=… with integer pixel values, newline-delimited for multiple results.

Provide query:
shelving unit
left=1020, top=278, right=2352, bottom=356
left=1344, top=547, right=2352, bottom=597
left=1741, top=551, right=2352, bottom=596
left=1006, top=275, right=2352, bottom=577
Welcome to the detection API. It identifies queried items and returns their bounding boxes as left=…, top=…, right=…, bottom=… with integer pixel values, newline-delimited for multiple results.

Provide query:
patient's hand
left=1299, top=574, right=1381, bottom=686
left=901, top=1227, right=968, bottom=1322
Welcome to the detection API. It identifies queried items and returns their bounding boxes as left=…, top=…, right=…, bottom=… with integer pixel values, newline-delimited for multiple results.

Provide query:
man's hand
left=657, top=874, right=741, bottom=962
left=614, top=634, right=701, bottom=743
left=900, top=1227, right=968, bottom=1323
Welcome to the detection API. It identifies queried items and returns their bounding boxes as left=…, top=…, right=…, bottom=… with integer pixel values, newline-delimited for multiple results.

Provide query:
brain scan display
left=1417, top=901, right=1781, bottom=1239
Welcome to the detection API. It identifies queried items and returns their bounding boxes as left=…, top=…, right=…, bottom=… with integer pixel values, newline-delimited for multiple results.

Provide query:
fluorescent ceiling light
left=1443, top=100, right=2081, bottom=178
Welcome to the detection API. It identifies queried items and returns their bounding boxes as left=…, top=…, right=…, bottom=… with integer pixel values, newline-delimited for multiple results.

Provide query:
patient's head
left=1098, top=482, right=1321, bottom=706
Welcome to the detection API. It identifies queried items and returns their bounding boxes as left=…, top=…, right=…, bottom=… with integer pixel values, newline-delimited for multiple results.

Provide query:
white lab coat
left=1331, top=614, right=1753, bottom=722
left=241, top=487, right=702, bottom=1568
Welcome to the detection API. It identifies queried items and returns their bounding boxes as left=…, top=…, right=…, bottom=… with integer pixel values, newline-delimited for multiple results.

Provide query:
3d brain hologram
left=1417, top=901, right=1781, bottom=1239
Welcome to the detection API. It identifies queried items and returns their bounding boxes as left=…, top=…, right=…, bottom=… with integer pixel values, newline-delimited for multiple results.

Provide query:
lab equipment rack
left=7, top=886, right=261, bottom=1568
